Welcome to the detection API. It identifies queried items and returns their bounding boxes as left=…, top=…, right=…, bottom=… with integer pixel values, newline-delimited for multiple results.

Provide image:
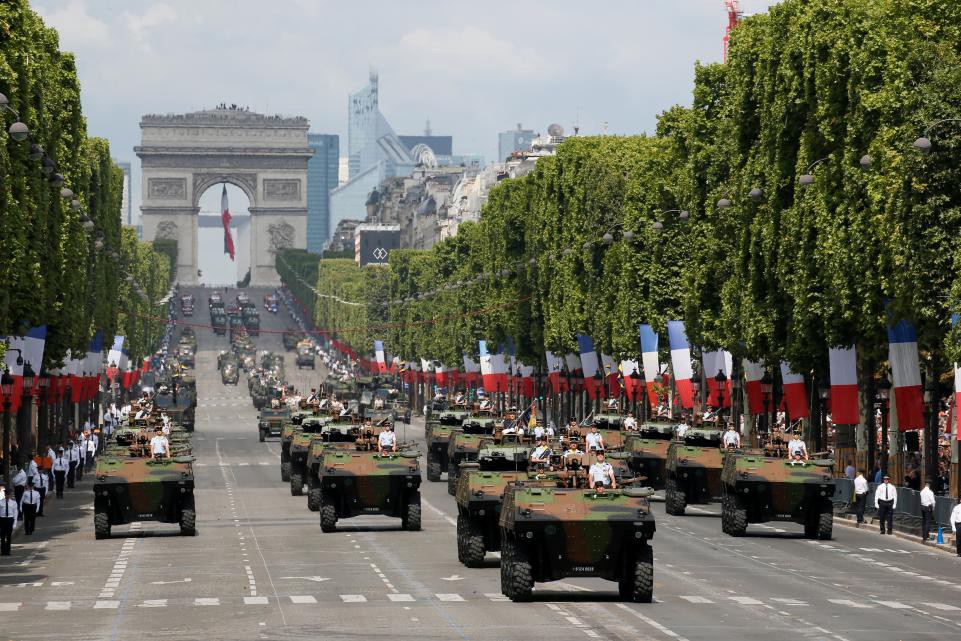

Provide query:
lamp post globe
left=859, top=154, right=873, bottom=170
left=749, top=187, right=764, bottom=203
left=602, top=232, right=614, bottom=244
left=798, top=174, right=814, bottom=188
left=913, top=137, right=932, bottom=154
left=717, top=198, right=731, bottom=210
left=8, top=121, right=29, bottom=142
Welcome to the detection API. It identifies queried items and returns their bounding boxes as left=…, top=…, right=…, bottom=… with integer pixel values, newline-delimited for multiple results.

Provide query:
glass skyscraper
left=306, top=133, right=339, bottom=252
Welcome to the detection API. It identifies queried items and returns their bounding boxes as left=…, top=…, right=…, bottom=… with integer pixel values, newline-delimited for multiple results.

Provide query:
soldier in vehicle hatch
left=588, top=451, right=616, bottom=491
left=378, top=424, right=397, bottom=455
left=529, top=439, right=551, bottom=466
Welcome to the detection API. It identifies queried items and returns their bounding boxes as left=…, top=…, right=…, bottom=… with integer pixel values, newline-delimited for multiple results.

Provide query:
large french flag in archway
left=222, top=184, right=235, bottom=261
left=667, top=321, right=693, bottom=409
left=888, top=319, right=923, bottom=431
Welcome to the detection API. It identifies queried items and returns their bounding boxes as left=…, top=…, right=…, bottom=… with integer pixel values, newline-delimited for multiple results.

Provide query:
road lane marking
left=94, top=600, right=119, bottom=609
left=340, top=594, right=367, bottom=602
left=435, top=594, right=465, bottom=602
left=194, top=598, right=220, bottom=606
left=139, top=599, right=167, bottom=608
left=679, top=596, right=713, bottom=603
left=388, top=594, right=415, bottom=602
left=878, top=601, right=913, bottom=609
left=930, top=603, right=961, bottom=611
left=614, top=603, right=689, bottom=641
left=45, top=601, right=71, bottom=610
left=289, top=595, right=316, bottom=604
left=0, top=602, right=22, bottom=611
left=828, top=599, right=872, bottom=608
left=244, top=597, right=269, bottom=605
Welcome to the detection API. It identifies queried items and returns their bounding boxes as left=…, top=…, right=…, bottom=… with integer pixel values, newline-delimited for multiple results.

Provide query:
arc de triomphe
left=135, top=108, right=313, bottom=285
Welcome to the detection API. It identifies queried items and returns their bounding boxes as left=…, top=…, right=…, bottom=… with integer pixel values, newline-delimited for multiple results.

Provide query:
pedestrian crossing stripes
left=8, top=595, right=961, bottom=612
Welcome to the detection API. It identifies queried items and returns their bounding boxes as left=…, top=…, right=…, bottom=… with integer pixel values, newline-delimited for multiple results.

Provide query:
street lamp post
left=760, top=371, right=773, bottom=447
left=37, top=373, right=50, bottom=454
left=714, top=370, right=728, bottom=426
left=730, top=364, right=742, bottom=437
left=1, top=369, right=13, bottom=488
left=19, top=363, right=35, bottom=466
left=877, top=374, right=892, bottom=477
left=817, top=382, right=830, bottom=453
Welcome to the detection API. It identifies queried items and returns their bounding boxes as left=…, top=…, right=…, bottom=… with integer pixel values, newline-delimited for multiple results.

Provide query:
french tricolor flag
left=667, top=321, right=693, bottom=409
left=639, top=324, right=659, bottom=405
left=520, top=364, right=535, bottom=398
left=742, top=359, right=766, bottom=415
left=577, top=335, right=601, bottom=399
left=828, top=345, right=860, bottom=425
left=479, top=341, right=496, bottom=391
left=620, top=359, right=640, bottom=400
left=546, top=351, right=564, bottom=393
left=887, top=319, right=924, bottom=431
left=435, top=363, right=447, bottom=387
left=702, top=350, right=733, bottom=407
left=779, top=362, right=809, bottom=420
left=374, top=340, right=387, bottom=373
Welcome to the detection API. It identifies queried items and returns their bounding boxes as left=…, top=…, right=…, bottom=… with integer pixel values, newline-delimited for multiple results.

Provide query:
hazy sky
left=35, top=0, right=778, bottom=216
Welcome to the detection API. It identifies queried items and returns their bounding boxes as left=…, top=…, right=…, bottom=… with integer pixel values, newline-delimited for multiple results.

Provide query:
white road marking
left=930, top=603, right=961, bottom=611
left=435, top=594, right=465, bottom=602
left=340, top=595, right=367, bottom=602
left=486, top=593, right=509, bottom=602
left=289, top=595, right=316, bottom=604
left=614, top=603, right=690, bottom=641
left=194, top=598, right=220, bottom=606
left=421, top=498, right=458, bottom=527
left=139, top=599, right=167, bottom=608
left=388, top=594, right=415, bottom=602
left=93, top=600, right=119, bottom=609
left=679, top=596, right=714, bottom=603
left=0, top=603, right=22, bottom=611
left=828, top=599, right=873, bottom=608
left=729, top=596, right=764, bottom=605
left=878, top=601, right=913, bottom=609
left=45, top=602, right=71, bottom=611
left=244, top=597, right=269, bottom=605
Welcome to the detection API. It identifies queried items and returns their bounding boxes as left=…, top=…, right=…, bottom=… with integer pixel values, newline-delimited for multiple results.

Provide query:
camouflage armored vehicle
left=282, top=331, right=301, bottom=351
left=94, top=455, right=196, bottom=538
left=625, top=421, right=680, bottom=490
left=296, top=342, right=316, bottom=370
left=258, top=406, right=291, bottom=442
left=315, top=448, right=422, bottom=532
left=288, top=417, right=331, bottom=495
left=499, top=481, right=656, bottom=602
left=720, top=451, right=835, bottom=539
left=305, top=420, right=368, bottom=511
left=447, top=416, right=500, bottom=495
left=454, top=442, right=532, bottom=567
left=221, top=359, right=240, bottom=385
left=153, top=385, right=196, bottom=432
left=665, top=427, right=725, bottom=515
left=425, top=409, right=471, bottom=482
left=577, top=413, right=630, bottom=450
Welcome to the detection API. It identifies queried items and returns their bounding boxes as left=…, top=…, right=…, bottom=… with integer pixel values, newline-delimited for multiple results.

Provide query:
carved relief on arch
left=267, top=221, right=295, bottom=254
left=155, top=220, right=179, bottom=241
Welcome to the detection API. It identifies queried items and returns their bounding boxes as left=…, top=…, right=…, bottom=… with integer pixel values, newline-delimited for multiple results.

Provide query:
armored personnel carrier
left=305, top=420, right=367, bottom=511
left=625, top=421, right=680, bottom=490
left=221, top=359, right=239, bottom=385
left=288, top=417, right=331, bottom=495
left=315, top=445, right=422, bottom=532
left=499, top=480, right=655, bottom=602
left=665, top=426, right=725, bottom=515
left=426, top=409, right=471, bottom=482
left=94, top=415, right=196, bottom=538
left=720, top=451, right=835, bottom=539
left=258, top=406, right=291, bottom=442
left=454, top=442, right=531, bottom=567
left=282, top=331, right=301, bottom=351
left=296, top=342, right=316, bottom=370
left=447, top=416, right=500, bottom=495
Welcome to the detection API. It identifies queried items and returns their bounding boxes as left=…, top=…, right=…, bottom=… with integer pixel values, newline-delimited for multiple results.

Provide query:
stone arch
left=135, top=108, right=314, bottom=285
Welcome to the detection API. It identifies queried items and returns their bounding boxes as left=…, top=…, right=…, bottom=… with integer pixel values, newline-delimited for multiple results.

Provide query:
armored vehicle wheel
left=307, top=487, right=321, bottom=512
left=665, top=478, right=686, bottom=516
left=499, top=538, right=511, bottom=594
left=817, top=508, right=833, bottom=540
left=290, top=473, right=303, bottom=496
left=180, top=508, right=197, bottom=536
left=94, top=512, right=111, bottom=540
left=403, top=498, right=422, bottom=531
left=426, top=457, right=442, bottom=482
left=623, top=543, right=654, bottom=603
left=259, top=429, right=266, bottom=443
left=447, top=465, right=458, bottom=496
left=462, top=522, right=486, bottom=568
left=504, top=541, right=533, bottom=602
left=320, top=496, right=337, bottom=533
left=281, top=461, right=290, bottom=483
left=720, top=495, right=731, bottom=534
left=725, top=495, right=747, bottom=536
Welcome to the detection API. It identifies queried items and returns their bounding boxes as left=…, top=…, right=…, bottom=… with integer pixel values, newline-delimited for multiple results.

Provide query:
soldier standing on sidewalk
left=920, top=481, right=936, bottom=542
left=19, top=479, right=40, bottom=535
left=66, top=442, right=80, bottom=487
left=52, top=448, right=68, bottom=498
left=874, top=474, right=897, bottom=535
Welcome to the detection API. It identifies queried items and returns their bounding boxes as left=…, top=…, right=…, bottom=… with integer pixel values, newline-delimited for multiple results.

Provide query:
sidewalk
left=834, top=510, right=959, bottom=556
left=2, top=470, right=94, bottom=555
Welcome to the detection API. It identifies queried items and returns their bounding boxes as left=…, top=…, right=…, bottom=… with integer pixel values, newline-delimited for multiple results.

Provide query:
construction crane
left=723, top=0, right=743, bottom=62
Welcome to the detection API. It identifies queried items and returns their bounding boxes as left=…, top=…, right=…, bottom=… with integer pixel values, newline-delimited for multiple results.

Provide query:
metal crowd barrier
left=832, top=478, right=958, bottom=531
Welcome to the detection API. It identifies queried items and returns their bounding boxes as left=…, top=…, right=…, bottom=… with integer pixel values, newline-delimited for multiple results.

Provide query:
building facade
left=306, top=133, right=339, bottom=253
left=498, top=124, right=535, bottom=163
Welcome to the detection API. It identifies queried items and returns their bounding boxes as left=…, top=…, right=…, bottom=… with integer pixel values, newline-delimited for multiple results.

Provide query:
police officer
left=874, top=474, right=897, bottom=535
left=20, top=479, right=40, bottom=535
left=52, top=448, right=68, bottom=498
left=588, top=452, right=616, bottom=491
left=66, top=441, right=80, bottom=487
left=12, top=465, right=27, bottom=506
left=32, top=468, right=48, bottom=516
left=75, top=433, right=87, bottom=480
left=0, top=487, right=17, bottom=555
